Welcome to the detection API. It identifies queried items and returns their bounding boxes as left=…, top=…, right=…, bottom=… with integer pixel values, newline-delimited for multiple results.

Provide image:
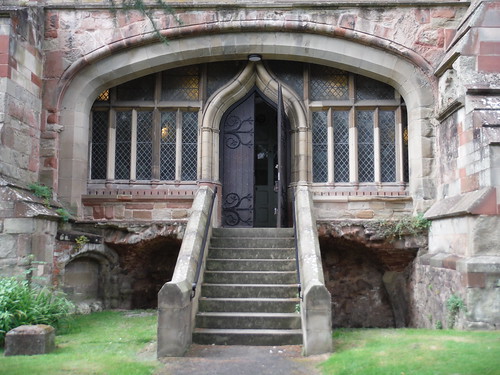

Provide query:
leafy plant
left=0, top=277, right=74, bottom=345
left=377, top=213, right=431, bottom=240
left=56, top=208, right=71, bottom=223
left=74, top=235, right=90, bottom=251
left=28, top=183, right=52, bottom=207
left=446, top=294, right=465, bottom=329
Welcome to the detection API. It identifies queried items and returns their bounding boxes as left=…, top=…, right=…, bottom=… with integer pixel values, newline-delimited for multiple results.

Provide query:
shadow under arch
left=57, top=31, right=436, bottom=213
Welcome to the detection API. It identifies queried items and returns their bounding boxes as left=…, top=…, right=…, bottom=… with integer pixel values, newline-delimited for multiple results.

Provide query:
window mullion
left=395, top=106, right=403, bottom=183
left=107, top=110, right=116, bottom=181
left=327, top=108, right=334, bottom=184
left=349, top=108, right=357, bottom=183
left=374, top=108, right=381, bottom=184
left=175, top=109, right=182, bottom=181
left=130, top=109, right=138, bottom=181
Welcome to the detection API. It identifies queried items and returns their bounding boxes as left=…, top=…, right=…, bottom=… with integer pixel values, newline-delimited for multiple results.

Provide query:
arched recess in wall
left=57, top=31, right=435, bottom=214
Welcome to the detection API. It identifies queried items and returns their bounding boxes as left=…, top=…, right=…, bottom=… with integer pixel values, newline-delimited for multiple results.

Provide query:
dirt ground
left=155, top=345, right=328, bottom=375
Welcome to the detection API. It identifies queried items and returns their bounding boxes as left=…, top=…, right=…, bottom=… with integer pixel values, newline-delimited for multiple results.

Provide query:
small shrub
left=377, top=213, right=431, bottom=240
left=0, top=277, right=74, bottom=345
left=74, top=235, right=90, bottom=251
left=28, top=183, right=52, bottom=206
left=447, top=294, right=465, bottom=329
left=56, top=208, right=71, bottom=222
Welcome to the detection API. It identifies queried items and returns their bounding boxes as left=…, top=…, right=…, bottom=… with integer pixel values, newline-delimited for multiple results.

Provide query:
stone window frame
left=90, top=71, right=202, bottom=184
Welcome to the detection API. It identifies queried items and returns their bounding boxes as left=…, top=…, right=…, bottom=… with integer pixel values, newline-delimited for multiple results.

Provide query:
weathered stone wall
left=0, top=7, right=44, bottom=186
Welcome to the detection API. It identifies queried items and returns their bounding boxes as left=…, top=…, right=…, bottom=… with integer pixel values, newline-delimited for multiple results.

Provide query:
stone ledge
left=425, top=187, right=498, bottom=220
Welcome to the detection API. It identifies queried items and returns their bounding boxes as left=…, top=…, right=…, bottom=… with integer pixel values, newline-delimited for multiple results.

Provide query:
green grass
left=0, top=310, right=159, bottom=375
left=322, top=328, right=500, bottom=375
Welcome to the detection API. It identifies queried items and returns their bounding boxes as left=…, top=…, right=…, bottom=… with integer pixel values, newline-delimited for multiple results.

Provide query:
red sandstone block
left=125, top=203, right=154, bottom=210
left=133, top=211, right=152, bottom=220
left=461, top=174, right=479, bottom=193
left=43, top=157, right=58, bottom=169
left=31, top=72, right=42, bottom=88
left=459, top=168, right=467, bottom=178
left=0, top=64, right=9, bottom=78
left=462, top=272, right=486, bottom=288
left=442, top=256, right=460, bottom=270
left=415, top=9, right=430, bottom=24
left=444, top=29, right=456, bottom=49
left=0, top=35, right=9, bottom=53
left=0, top=53, right=8, bottom=64
left=105, top=206, right=114, bottom=220
left=431, top=8, right=456, bottom=18
left=480, top=41, right=500, bottom=55
left=478, top=55, right=500, bottom=73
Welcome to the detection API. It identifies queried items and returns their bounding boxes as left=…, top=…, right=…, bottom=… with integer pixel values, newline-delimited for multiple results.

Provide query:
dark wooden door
left=221, top=94, right=255, bottom=227
left=276, top=84, right=290, bottom=227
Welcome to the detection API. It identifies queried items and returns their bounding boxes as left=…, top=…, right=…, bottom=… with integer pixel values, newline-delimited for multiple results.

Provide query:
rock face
left=4, top=325, right=55, bottom=356
left=318, top=221, right=424, bottom=328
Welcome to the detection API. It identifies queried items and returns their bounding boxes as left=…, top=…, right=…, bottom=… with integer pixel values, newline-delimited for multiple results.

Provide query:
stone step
left=206, top=259, right=296, bottom=272
left=198, top=297, right=300, bottom=313
left=192, top=328, right=303, bottom=346
left=201, top=284, right=300, bottom=299
left=203, top=270, right=298, bottom=284
left=212, top=228, right=295, bottom=238
left=208, top=247, right=295, bottom=260
left=196, top=312, right=301, bottom=330
left=210, top=237, right=294, bottom=249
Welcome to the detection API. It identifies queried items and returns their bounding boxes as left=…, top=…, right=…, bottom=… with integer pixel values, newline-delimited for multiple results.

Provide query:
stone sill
left=419, top=253, right=500, bottom=274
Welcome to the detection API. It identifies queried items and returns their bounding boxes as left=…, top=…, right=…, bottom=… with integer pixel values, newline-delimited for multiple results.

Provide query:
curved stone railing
left=157, top=186, right=216, bottom=357
left=295, top=183, right=333, bottom=355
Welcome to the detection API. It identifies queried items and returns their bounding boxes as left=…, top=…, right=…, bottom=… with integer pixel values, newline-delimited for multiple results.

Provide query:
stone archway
left=56, top=31, right=436, bottom=214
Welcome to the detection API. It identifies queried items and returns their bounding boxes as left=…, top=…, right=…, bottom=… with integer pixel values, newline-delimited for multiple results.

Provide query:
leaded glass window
left=116, top=75, right=155, bottom=101
left=90, top=111, right=108, bottom=180
left=161, top=66, right=200, bottom=101
left=160, top=111, right=177, bottom=181
left=115, top=111, right=132, bottom=180
left=207, top=61, right=244, bottom=98
left=268, top=61, right=304, bottom=99
left=181, top=112, right=198, bottom=181
left=310, top=65, right=349, bottom=101
left=333, top=111, right=350, bottom=183
left=379, top=111, right=396, bottom=182
left=355, top=76, right=394, bottom=101
left=357, top=111, right=374, bottom=183
left=312, top=111, right=328, bottom=183
left=136, top=111, right=153, bottom=180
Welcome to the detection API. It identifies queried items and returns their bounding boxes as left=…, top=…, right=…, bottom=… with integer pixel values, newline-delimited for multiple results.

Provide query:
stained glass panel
left=333, top=111, right=350, bottom=183
left=355, top=76, right=394, bottom=101
left=96, top=90, right=109, bottom=102
left=136, top=111, right=153, bottom=180
left=91, top=111, right=108, bottom=179
left=402, top=109, right=409, bottom=182
left=207, top=61, right=244, bottom=98
left=268, top=61, right=304, bottom=99
left=181, top=112, right=198, bottom=181
left=312, top=111, right=328, bottom=182
left=116, top=74, right=155, bottom=101
left=310, top=65, right=349, bottom=101
left=379, top=111, right=396, bottom=182
left=162, top=66, right=200, bottom=101
left=160, top=111, right=177, bottom=180
left=115, top=111, right=132, bottom=180
left=357, top=111, right=374, bottom=182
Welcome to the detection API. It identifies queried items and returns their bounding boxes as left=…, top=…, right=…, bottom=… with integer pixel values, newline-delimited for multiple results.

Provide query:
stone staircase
left=193, top=227, right=302, bottom=346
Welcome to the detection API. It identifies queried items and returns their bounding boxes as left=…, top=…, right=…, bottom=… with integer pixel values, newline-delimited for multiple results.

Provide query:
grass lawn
left=0, top=310, right=159, bottom=375
left=321, top=328, right=500, bottom=375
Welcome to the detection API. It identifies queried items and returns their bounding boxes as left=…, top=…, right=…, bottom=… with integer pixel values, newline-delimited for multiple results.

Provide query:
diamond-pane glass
left=333, top=111, right=350, bottom=183
left=161, top=66, right=200, bottom=101
left=181, top=111, right=198, bottom=181
left=116, top=74, right=155, bottom=101
left=355, top=76, right=394, bottom=101
left=91, top=111, right=108, bottom=179
left=357, top=111, right=374, bottom=182
left=96, top=90, right=109, bottom=102
left=312, top=111, right=328, bottom=182
left=115, top=111, right=132, bottom=180
left=402, top=109, right=409, bottom=182
left=268, top=61, right=304, bottom=99
left=207, top=61, right=244, bottom=98
left=160, top=111, right=176, bottom=180
left=136, top=111, right=153, bottom=180
left=310, top=65, right=349, bottom=101
left=379, top=111, right=396, bottom=182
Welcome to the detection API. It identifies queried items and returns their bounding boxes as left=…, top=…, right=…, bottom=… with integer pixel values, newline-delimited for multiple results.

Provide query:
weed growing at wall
left=74, top=235, right=90, bottom=252
left=0, top=277, right=73, bottom=345
left=28, top=183, right=52, bottom=207
left=377, top=213, right=431, bottom=241
left=446, top=294, right=466, bottom=329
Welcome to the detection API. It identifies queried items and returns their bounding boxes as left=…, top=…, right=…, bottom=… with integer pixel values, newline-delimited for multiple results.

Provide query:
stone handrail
left=157, top=186, right=216, bottom=357
left=295, top=183, right=333, bottom=355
